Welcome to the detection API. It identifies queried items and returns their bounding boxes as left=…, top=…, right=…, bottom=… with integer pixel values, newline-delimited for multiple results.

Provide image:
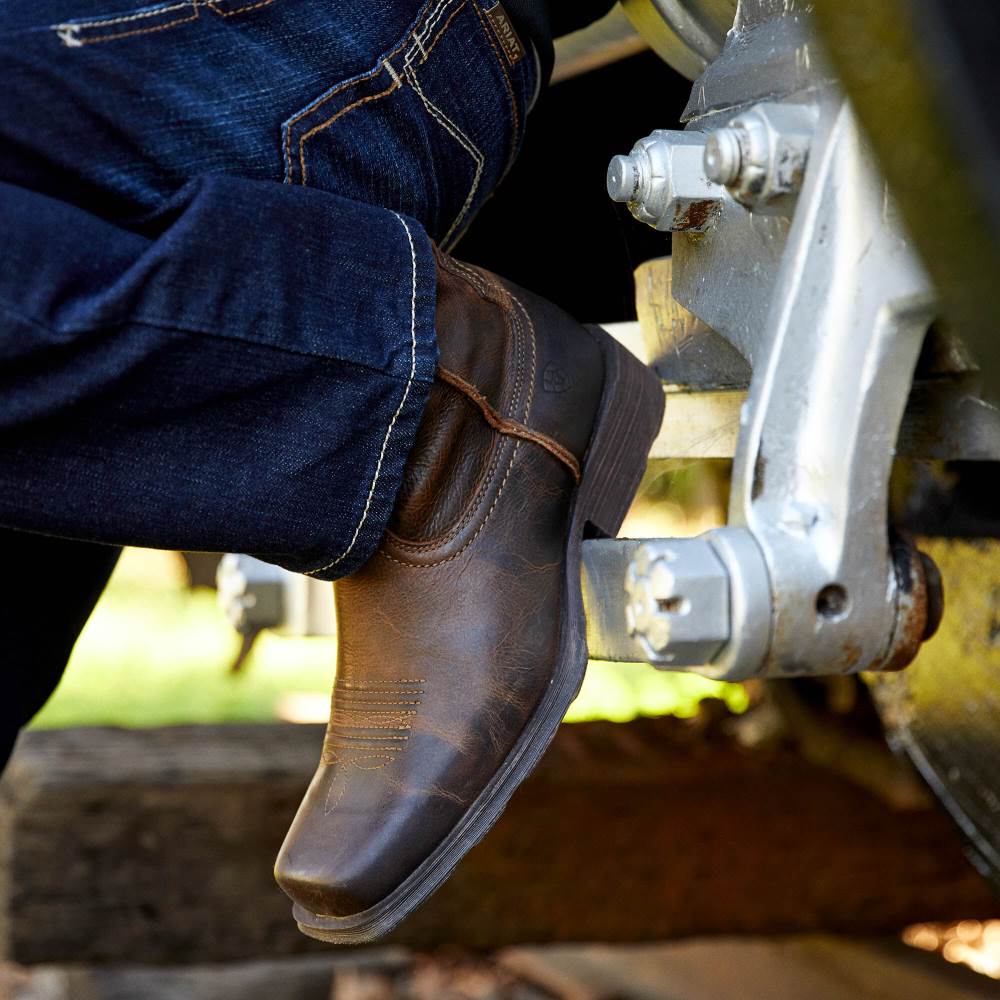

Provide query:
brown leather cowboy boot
left=274, top=249, right=663, bottom=943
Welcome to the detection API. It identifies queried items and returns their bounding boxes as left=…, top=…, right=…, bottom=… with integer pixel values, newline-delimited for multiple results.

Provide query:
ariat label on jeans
left=485, top=3, right=524, bottom=65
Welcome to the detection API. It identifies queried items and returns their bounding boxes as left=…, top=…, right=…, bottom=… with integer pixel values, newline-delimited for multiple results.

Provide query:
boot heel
left=578, top=326, right=664, bottom=538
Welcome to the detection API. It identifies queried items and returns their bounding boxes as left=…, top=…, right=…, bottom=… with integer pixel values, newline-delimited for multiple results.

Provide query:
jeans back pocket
left=281, top=0, right=535, bottom=248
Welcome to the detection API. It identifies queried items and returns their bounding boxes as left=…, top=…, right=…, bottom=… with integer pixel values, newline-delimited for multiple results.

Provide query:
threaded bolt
left=607, top=154, right=641, bottom=203
left=704, top=128, right=743, bottom=186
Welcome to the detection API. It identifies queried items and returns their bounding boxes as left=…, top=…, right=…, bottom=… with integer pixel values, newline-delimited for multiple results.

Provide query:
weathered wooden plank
left=497, top=937, right=1000, bottom=1000
left=0, top=717, right=995, bottom=965
left=4, top=952, right=410, bottom=1000
left=7, top=938, right=996, bottom=1000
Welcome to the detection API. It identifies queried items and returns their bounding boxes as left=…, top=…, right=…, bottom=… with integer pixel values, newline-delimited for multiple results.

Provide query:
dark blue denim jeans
left=0, top=0, right=537, bottom=752
left=0, top=0, right=537, bottom=576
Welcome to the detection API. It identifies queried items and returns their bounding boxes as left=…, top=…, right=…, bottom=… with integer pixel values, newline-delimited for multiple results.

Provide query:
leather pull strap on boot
left=275, top=251, right=664, bottom=942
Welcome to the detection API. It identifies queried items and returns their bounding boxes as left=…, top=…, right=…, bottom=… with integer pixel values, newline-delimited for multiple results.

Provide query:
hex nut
left=607, top=130, right=723, bottom=233
left=625, top=538, right=731, bottom=666
left=707, top=102, right=815, bottom=207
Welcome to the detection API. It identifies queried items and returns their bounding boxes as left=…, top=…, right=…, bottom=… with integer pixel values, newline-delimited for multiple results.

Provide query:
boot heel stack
left=578, top=326, right=665, bottom=539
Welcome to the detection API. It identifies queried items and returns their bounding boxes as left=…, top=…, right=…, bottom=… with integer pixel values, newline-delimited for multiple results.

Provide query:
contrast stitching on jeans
left=404, top=66, right=482, bottom=247
left=290, top=0, right=466, bottom=191
left=415, top=0, right=457, bottom=45
left=204, top=0, right=274, bottom=15
left=283, top=69, right=386, bottom=183
left=55, top=5, right=198, bottom=45
left=469, top=0, right=519, bottom=173
left=387, top=263, right=526, bottom=553
left=402, top=6, right=484, bottom=247
left=410, top=0, right=465, bottom=62
left=55, top=0, right=192, bottom=30
left=280, top=0, right=435, bottom=182
left=53, top=0, right=271, bottom=46
left=305, top=211, right=419, bottom=576
left=297, top=78, right=400, bottom=186
left=282, top=0, right=470, bottom=193
left=381, top=284, right=538, bottom=569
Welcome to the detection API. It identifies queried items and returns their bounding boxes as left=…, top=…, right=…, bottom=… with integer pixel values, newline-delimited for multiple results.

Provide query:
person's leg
left=0, top=0, right=536, bottom=760
left=0, top=0, right=664, bottom=940
left=0, top=0, right=544, bottom=565
left=0, top=531, right=120, bottom=766
left=0, top=176, right=438, bottom=574
left=0, top=170, right=440, bottom=770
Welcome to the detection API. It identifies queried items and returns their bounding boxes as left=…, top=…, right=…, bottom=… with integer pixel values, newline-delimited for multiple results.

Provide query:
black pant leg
left=0, top=530, right=119, bottom=771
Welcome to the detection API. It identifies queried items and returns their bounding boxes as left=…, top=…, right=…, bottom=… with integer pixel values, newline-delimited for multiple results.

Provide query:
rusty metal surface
left=869, top=538, right=1000, bottom=883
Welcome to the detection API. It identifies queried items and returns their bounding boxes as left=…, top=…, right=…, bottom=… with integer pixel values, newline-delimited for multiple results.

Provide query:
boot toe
left=274, top=754, right=467, bottom=922
left=273, top=850, right=371, bottom=919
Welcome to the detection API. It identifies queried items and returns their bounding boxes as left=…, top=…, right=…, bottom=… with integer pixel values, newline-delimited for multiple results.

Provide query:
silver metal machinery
left=217, top=553, right=335, bottom=638
left=590, top=0, right=1000, bottom=890
left=589, top=0, right=977, bottom=682
left=220, top=1, right=996, bottom=685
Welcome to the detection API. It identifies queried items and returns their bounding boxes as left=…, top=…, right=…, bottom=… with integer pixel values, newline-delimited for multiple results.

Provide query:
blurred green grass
left=30, top=550, right=746, bottom=730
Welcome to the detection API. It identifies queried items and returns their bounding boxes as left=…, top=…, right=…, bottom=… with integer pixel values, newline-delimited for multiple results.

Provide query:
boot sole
left=291, top=325, right=664, bottom=943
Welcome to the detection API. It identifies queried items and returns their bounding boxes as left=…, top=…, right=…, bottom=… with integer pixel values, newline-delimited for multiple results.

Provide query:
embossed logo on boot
left=543, top=362, right=572, bottom=393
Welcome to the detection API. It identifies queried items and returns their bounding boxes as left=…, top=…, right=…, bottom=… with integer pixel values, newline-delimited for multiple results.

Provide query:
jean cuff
left=301, top=211, right=438, bottom=580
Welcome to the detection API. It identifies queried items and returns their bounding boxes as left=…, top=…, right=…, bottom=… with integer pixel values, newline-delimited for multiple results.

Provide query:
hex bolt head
left=625, top=537, right=732, bottom=667
left=704, top=128, right=742, bottom=185
left=607, top=154, right=641, bottom=203
left=606, top=130, right=723, bottom=233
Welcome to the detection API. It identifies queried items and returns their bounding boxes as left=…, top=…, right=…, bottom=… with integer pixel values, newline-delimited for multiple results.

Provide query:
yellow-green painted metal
left=811, top=0, right=1000, bottom=402
left=619, top=0, right=735, bottom=80
left=869, top=538, right=1000, bottom=885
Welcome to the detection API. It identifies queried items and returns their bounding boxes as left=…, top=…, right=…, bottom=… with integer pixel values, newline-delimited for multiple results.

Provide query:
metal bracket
left=597, top=4, right=956, bottom=679
left=724, top=98, right=935, bottom=676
